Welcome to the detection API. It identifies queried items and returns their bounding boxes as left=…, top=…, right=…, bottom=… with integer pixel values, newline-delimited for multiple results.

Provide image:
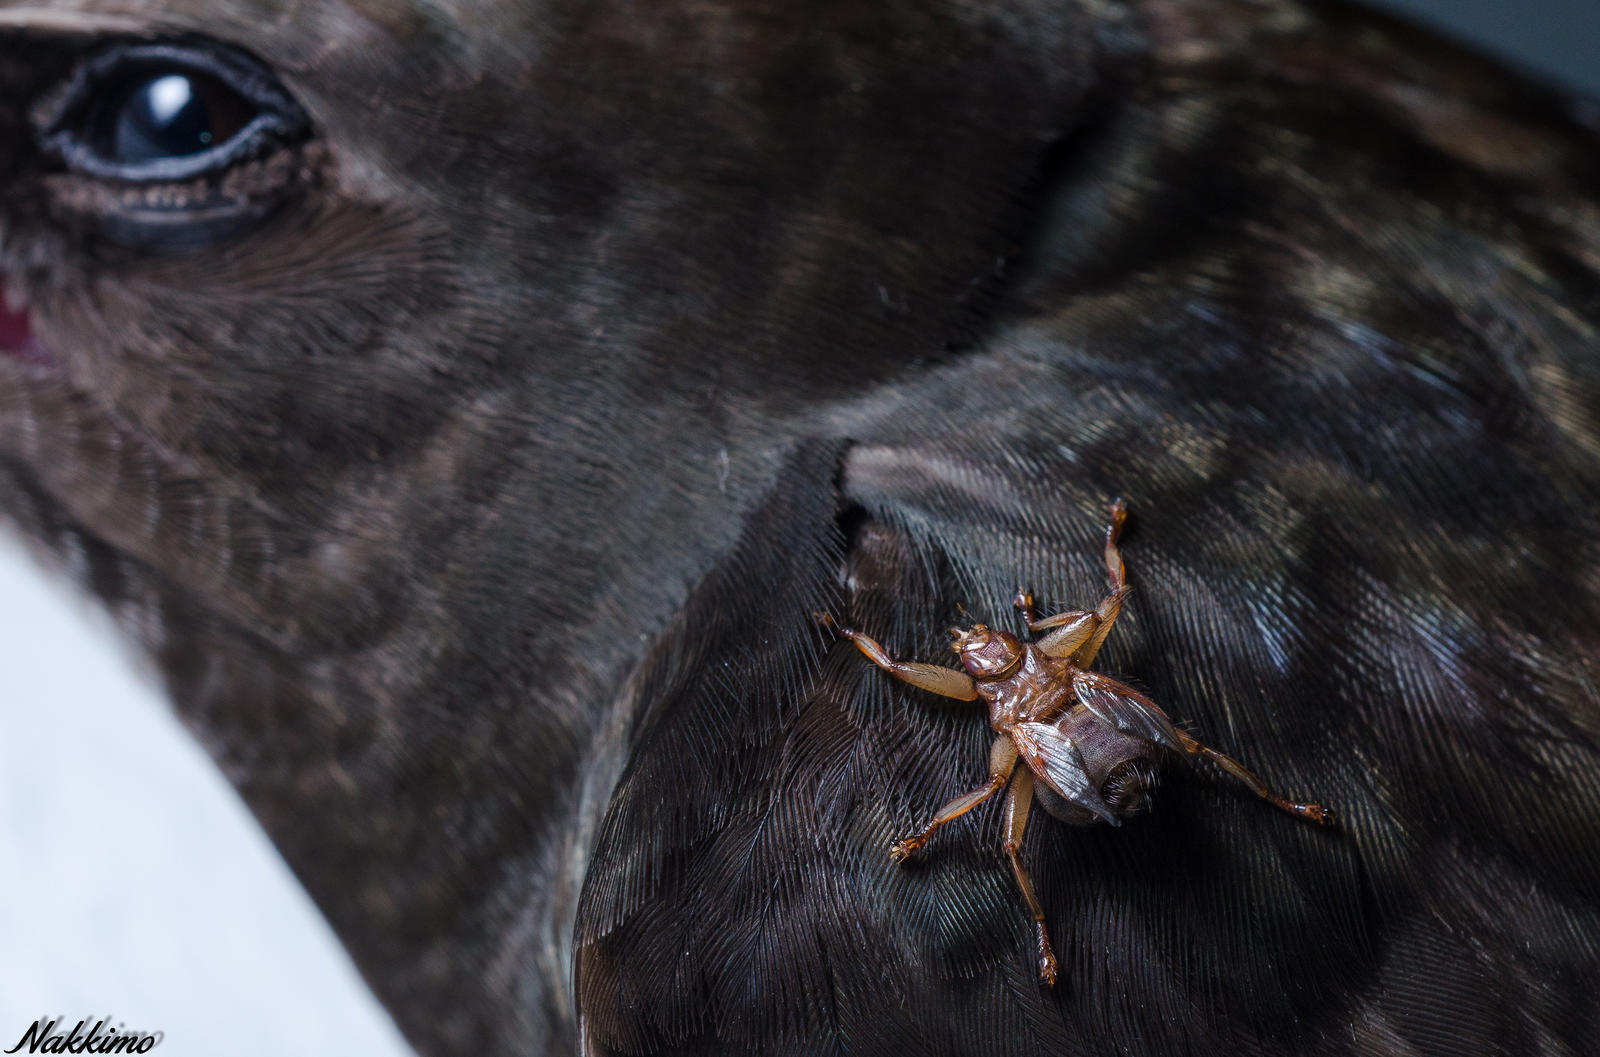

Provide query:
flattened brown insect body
left=832, top=501, right=1332, bottom=985
left=960, top=628, right=1163, bottom=825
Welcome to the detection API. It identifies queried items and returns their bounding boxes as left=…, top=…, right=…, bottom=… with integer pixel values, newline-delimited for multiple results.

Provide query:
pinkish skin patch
left=0, top=277, right=56, bottom=369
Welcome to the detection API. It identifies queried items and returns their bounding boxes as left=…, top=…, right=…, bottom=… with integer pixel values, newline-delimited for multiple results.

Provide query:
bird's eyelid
left=0, top=9, right=154, bottom=34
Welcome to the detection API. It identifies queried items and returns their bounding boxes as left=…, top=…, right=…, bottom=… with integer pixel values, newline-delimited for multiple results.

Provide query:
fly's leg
left=1014, top=498, right=1131, bottom=666
left=1013, top=594, right=1096, bottom=640
left=1003, top=767, right=1058, bottom=985
left=1102, top=497, right=1129, bottom=590
left=1177, top=730, right=1336, bottom=826
left=1068, top=499, right=1131, bottom=667
left=891, top=737, right=1017, bottom=861
left=818, top=614, right=980, bottom=701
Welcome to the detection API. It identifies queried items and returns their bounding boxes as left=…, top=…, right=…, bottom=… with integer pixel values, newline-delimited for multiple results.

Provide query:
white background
left=0, top=534, right=411, bottom=1057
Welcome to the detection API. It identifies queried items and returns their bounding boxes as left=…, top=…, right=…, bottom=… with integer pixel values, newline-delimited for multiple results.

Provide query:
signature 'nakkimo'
left=826, top=500, right=1335, bottom=985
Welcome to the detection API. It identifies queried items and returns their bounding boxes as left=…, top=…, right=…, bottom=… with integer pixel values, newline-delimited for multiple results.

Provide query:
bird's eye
left=39, top=41, right=308, bottom=182
left=96, top=71, right=253, bottom=164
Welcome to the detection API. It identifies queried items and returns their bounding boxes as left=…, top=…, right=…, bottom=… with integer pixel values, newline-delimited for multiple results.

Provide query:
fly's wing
left=1011, top=722, right=1119, bottom=824
left=1071, top=670, right=1185, bottom=752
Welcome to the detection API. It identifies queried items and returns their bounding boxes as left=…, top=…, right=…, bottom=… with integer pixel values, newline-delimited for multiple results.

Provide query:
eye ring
left=38, top=40, right=310, bottom=183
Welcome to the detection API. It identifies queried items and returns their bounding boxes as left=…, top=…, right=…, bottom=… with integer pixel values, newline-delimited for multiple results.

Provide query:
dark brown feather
left=2, top=1, right=1598, bottom=1054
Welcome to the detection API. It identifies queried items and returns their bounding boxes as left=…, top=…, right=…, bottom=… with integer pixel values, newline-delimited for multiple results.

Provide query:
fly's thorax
left=976, top=640, right=1072, bottom=730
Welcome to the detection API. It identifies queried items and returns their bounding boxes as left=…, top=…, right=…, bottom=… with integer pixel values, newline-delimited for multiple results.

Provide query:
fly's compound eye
left=33, top=40, right=313, bottom=249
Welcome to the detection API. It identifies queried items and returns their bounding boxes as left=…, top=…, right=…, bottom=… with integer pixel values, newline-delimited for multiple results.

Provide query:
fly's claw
left=1300, top=802, right=1336, bottom=827
left=889, top=836, right=924, bottom=863
left=1036, top=930, right=1058, bottom=986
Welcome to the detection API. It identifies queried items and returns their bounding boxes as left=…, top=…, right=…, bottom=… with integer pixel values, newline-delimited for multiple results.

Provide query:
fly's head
left=950, top=624, right=1023, bottom=680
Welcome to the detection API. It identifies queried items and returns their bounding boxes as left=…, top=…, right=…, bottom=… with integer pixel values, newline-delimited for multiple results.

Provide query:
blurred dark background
left=1377, top=0, right=1597, bottom=95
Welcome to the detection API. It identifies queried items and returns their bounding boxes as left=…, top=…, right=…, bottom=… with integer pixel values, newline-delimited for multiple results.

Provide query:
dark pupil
left=102, top=72, right=250, bottom=163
